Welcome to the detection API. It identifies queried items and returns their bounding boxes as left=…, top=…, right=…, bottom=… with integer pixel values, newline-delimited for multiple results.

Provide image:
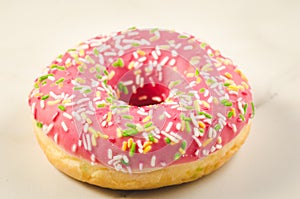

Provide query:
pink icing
left=28, top=28, right=254, bottom=173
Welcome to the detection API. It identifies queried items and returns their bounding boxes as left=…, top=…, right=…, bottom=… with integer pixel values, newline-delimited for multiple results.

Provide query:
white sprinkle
left=83, top=123, right=89, bottom=133
left=138, top=56, right=147, bottom=62
left=195, top=149, right=200, bottom=156
left=160, top=131, right=179, bottom=143
left=155, top=46, right=161, bottom=56
left=169, top=58, right=176, bottom=66
left=158, top=71, right=163, bottom=81
left=160, top=56, right=169, bottom=66
left=137, top=109, right=148, bottom=116
left=194, top=127, right=200, bottom=137
left=108, top=149, right=113, bottom=159
left=204, top=89, right=209, bottom=97
left=91, top=154, right=96, bottom=162
left=202, top=149, right=209, bottom=156
left=151, top=50, right=158, bottom=60
left=165, top=122, right=173, bottom=132
left=63, top=112, right=73, bottom=120
left=176, top=123, right=182, bottom=131
left=136, top=74, right=140, bottom=85
left=101, top=120, right=107, bottom=127
left=64, top=102, right=75, bottom=107
left=118, top=50, right=124, bottom=56
left=184, top=45, right=193, bottom=50
left=210, top=146, right=216, bottom=153
left=139, top=163, right=143, bottom=170
left=237, top=97, right=243, bottom=102
left=171, top=50, right=178, bottom=57
left=71, top=144, right=77, bottom=152
left=164, top=111, right=171, bottom=118
left=149, top=77, right=155, bottom=87
left=190, top=113, right=198, bottom=127
left=151, top=155, right=156, bottom=167
left=133, top=51, right=138, bottom=59
left=132, top=85, right=137, bottom=94
left=86, top=134, right=92, bottom=151
left=123, top=155, right=129, bottom=164
left=216, top=144, right=222, bottom=150
left=232, top=124, right=237, bottom=133
left=61, top=121, right=68, bottom=132
left=238, top=101, right=245, bottom=115
left=192, top=135, right=202, bottom=147
left=53, top=133, right=58, bottom=144
left=44, top=123, right=54, bottom=134
left=122, top=80, right=134, bottom=86
left=152, top=96, right=161, bottom=102
left=229, top=91, right=238, bottom=96
left=77, top=98, right=89, bottom=105
left=140, top=77, right=144, bottom=88
left=40, top=100, right=45, bottom=109
left=104, top=51, right=117, bottom=56
left=31, top=102, right=36, bottom=115
left=72, top=111, right=81, bottom=121
left=207, top=96, right=213, bottom=103
left=217, top=66, right=226, bottom=71
left=217, top=113, right=226, bottom=121
left=170, top=132, right=182, bottom=140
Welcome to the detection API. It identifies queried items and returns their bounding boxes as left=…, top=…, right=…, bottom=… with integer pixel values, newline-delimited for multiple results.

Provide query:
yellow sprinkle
left=143, top=141, right=152, bottom=148
left=231, top=108, right=236, bottom=117
left=137, top=49, right=146, bottom=56
left=127, top=138, right=133, bottom=148
left=217, top=136, right=222, bottom=144
left=117, top=128, right=122, bottom=137
left=89, top=67, right=96, bottom=73
left=235, top=69, right=248, bottom=82
left=196, top=77, right=202, bottom=84
left=150, top=36, right=159, bottom=41
left=108, top=71, right=115, bottom=80
left=237, top=85, right=245, bottom=91
left=34, top=93, right=43, bottom=98
left=201, top=100, right=210, bottom=109
left=224, top=72, right=232, bottom=79
left=203, top=138, right=213, bottom=147
left=186, top=73, right=194, bottom=78
left=194, top=100, right=200, bottom=112
left=241, top=81, right=249, bottom=89
left=79, top=49, right=85, bottom=57
left=215, top=62, right=222, bottom=67
left=98, top=132, right=109, bottom=139
left=198, top=121, right=206, bottom=128
left=106, top=112, right=112, bottom=122
left=81, top=112, right=87, bottom=120
left=122, top=141, right=127, bottom=151
left=96, top=91, right=101, bottom=98
left=62, top=99, right=71, bottom=104
left=181, top=120, right=185, bottom=131
left=179, top=148, right=186, bottom=155
left=91, top=135, right=97, bottom=146
left=143, top=145, right=152, bottom=153
left=65, top=62, right=72, bottom=67
left=144, top=126, right=155, bottom=132
left=76, top=78, right=86, bottom=84
left=86, top=117, right=92, bottom=124
left=227, top=85, right=239, bottom=92
left=142, top=116, right=151, bottom=123
left=47, top=99, right=61, bottom=105
left=128, top=61, right=135, bottom=70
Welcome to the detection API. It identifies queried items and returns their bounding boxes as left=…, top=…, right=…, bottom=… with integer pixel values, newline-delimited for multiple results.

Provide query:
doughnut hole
left=126, top=83, right=170, bottom=107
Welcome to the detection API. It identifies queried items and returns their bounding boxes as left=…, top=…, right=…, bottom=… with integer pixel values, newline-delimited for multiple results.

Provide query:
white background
left=1, top=0, right=300, bottom=198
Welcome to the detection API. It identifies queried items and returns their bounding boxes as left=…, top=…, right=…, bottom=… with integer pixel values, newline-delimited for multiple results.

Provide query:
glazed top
left=28, top=28, right=254, bottom=173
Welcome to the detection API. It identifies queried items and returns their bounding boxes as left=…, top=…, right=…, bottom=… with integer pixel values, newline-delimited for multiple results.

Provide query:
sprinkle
left=221, top=99, right=233, bottom=106
left=192, top=135, right=202, bottom=147
left=144, top=122, right=153, bottom=128
left=138, top=95, right=147, bottom=101
left=54, top=133, right=59, bottom=144
left=232, top=124, right=237, bottom=133
left=71, top=144, right=77, bottom=152
left=176, top=123, right=181, bottom=131
left=152, top=96, right=161, bottom=102
left=58, top=112, right=69, bottom=120
left=122, top=128, right=139, bottom=136
left=151, top=155, right=156, bottom=167
left=44, top=123, right=54, bottom=134
left=185, top=121, right=191, bottom=133
left=198, top=111, right=212, bottom=119
left=151, top=50, right=158, bottom=60
left=160, top=56, right=169, bottom=66
left=227, top=111, right=234, bottom=118
left=61, top=121, right=68, bottom=132
left=174, top=152, right=181, bottom=160
left=40, top=100, right=45, bottom=109
left=155, top=46, right=161, bottom=56
left=165, top=137, right=171, bottom=144
left=58, top=105, right=66, bottom=111
left=129, top=142, right=136, bottom=157
left=41, top=94, right=49, bottom=100
left=251, top=102, right=255, bottom=118
left=122, top=115, right=133, bottom=120
left=138, top=56, right=147, bottom=62
left=143, top=145, right=152, bottom=153
left=122, top=141, right=127, bottom=151
left=165, top=122, right=173, bottom=132
left=238, top=101, right=245, bottom=115
left=161, top=131, right=179, bottom=143
left=164, top=111, right=171, bottom=118
left=169, top=58, right=176, bottom=66
left=36, top=121, right=43, bottom=128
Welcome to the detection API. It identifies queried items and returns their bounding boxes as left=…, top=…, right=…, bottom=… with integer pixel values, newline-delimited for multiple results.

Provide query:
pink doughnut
left=28, top=28, right=254, bottom=190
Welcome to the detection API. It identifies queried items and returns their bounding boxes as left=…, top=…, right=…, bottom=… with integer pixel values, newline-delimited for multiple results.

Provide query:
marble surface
left=1, top=0, right=300, bottom=198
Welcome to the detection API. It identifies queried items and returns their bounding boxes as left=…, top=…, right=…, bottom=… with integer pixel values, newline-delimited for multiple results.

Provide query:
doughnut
left=28, top=28, right=255, bottom=190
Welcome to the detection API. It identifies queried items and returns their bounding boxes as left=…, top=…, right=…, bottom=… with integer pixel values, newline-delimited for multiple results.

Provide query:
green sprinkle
left=34, top=83, right=39, bottom=88
left=239, top=114, right=245, bottom=121
left=224, top=82, right=231, bottom=87
left=97, top=103, right=105, bottom=108
left=36, top=122, right=43, bottom=128
left=214, top=123, right=222, bottom=131
left=58, top=105, right=66, bottom=111
left=168, top=80, right=182, bottom=89
left=183, top=117, right=192, bottom=122
left=128, top=26, right=137, bottom=30
left=122, top=128, right=139, bottom=136
left=126, top=123, right=137, bottom=129
left=121, top=159, right=129, bottom=165
left=106, top=97, right=112, bottom=103
left=227, top=111, right=234, bottom=119
left=185, top=121, right=191, bottom=133
left=122, top=115, right=133, bottom=120
left=103, top=70, right=109, bottom=76
left=198, top=111, right=212, bottom=119
left=57, top=54, right=63, bottom=59
left=200, top=43, right=207, bottom=49
left=73, top=86, right=82, bottom=90
left=199, top=128, right=204, bottom=133
left=195, top=69, right=200, bottom=76
left=77, top=66, right=84, bottom=73
left=221, top=99, right=233, bottom=106
left=178, top=35, right=189, bottom=39
left=150, top=28, right=159, bottom=33
left=251, top=102, right=255, bottom=118
left=112, top=58, right=124, bottom=67
left=55, top=78, right=64, bottom=84
left=174, top=152, right=181, bottom=160
left=132, top=42, right=140, bottom=46
left=41, top=94, right=49, bottom=100
left=39, top=74, right=53, bottom=82
left=199, top=88, right=205, bottom=93
left=165, top=137, right=171, bottom=144
left=84, top=89, right=92, bottom=94
left=181, top=140, right=187, bottom=150
left=50, top=64, right=65, bottom=70
left=93, top=48, right=99, bottom=56
left=67, top=48, right=76, bottom=51
left=243, top=103, right=248, bottom=115
left=148, top=133, right=155, bottom=142
left=96, top=74, right=102, bottom=79
left=129, top=142, right=136, bottom=157
left=144, top=122, right=153, bottom=129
